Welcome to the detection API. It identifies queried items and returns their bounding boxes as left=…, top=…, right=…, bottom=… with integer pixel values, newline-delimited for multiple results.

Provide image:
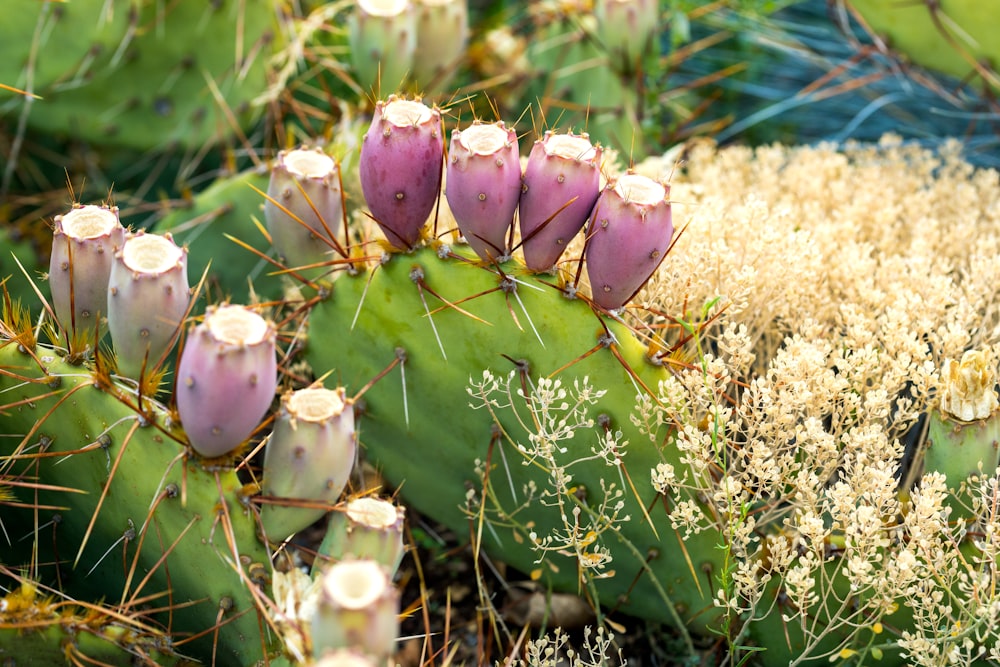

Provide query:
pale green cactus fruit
left=265, top=147, right=348, bottom=279
left=411, top=0, right=469, bottom=93
left=106, top=231, right=190, bottom=380
left=48, top=204, right=126, bottom=341
left=348, top=0, right=417, bottom=97
left=310, top=559, right=400, bottom=660
left=315, top=496, right=406, bottom=573
left=260, top=386, right=358, bottom=541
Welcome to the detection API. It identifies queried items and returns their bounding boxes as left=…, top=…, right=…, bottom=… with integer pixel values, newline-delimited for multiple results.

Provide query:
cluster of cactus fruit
left=8, top=86, right=1000, bottom=667
left=0, top=200, right=405, bottom=661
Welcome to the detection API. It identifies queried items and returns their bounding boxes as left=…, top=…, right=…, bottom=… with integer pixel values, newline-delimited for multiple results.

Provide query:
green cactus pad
left=0, top=586, right=189, bottom=666
left=850, top=0, right=1000, bottom=90
left=304, top=246, right=726, bottom=642
left=0, top=0, right=281, bottom=151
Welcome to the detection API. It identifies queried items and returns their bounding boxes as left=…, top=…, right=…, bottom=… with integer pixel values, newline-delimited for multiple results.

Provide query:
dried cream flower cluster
left=478, top=136, right=1000, bottom=665
left=642, top=137, right=1000, bottom=665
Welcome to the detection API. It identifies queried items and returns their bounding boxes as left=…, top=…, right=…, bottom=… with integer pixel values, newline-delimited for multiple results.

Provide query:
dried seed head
left=940, top=350, right=998, bottom=422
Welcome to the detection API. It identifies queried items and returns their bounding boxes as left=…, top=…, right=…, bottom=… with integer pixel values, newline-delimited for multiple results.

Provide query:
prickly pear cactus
left=304, top=245, right=727, bottom=637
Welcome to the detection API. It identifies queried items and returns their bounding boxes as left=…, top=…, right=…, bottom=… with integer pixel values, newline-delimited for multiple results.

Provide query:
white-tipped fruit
left=519, top=131, right=602, bottom=272
left=261, top=386, right=357, bottom=540
left=412, top=0, right=468, bottom=92
left=584, top=172, right=672, bottom=311
left=265, top=147, right=344, bottom=273
left=49, top=205, right=125, bottom=336
left=312, top=559, right=399, bottom=660
left=925, top=350, right=1000, bottom=522
left=317, top=496, right=405, bottom=573
left=314, top=648, right=380, bottom=667
left=348, top=0, right=416, bottom=95
left=445, top=121, right=521, bottom=261
left=175, top=305, right=278, bottom=458
left=107, top=232, right=189, bottom=378
left=359, top=97, right=444, bottom=250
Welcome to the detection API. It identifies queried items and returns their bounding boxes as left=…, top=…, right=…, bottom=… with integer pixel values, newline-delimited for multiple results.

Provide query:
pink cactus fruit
left=260, top=386, right=357, bottom=540
left=176, top=305, right=278, bottom=459
left=359, top=97, right=444, bottom=250
left=584, top=172, right=672, bottom=311
left=444, top=121, right=521, bottom=261
left=107, top=232, right=189, bottom=379
left=49, top=204, right=126, bottom=334
left=518, top=131, right=602, bottom=272
left=264, top=147, right=344, bottom=270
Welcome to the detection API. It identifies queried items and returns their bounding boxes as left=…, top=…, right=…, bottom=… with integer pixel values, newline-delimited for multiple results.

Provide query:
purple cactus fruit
left=260, top=386, right=357, bottom=540
left=518, top=131, right=602, bottom=272
left=264, top=147, right=344, bottom=271
left=359, top=97, right=444, bottom=250
left=107, top=232, right=189, bottom=379
left=584, top=172, right=672, bottom=311
left=445, top=121, right=521, bottom=261
left=176, top=305, right=278, bottom=459
left=49, top=204, right=126, bottom=334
